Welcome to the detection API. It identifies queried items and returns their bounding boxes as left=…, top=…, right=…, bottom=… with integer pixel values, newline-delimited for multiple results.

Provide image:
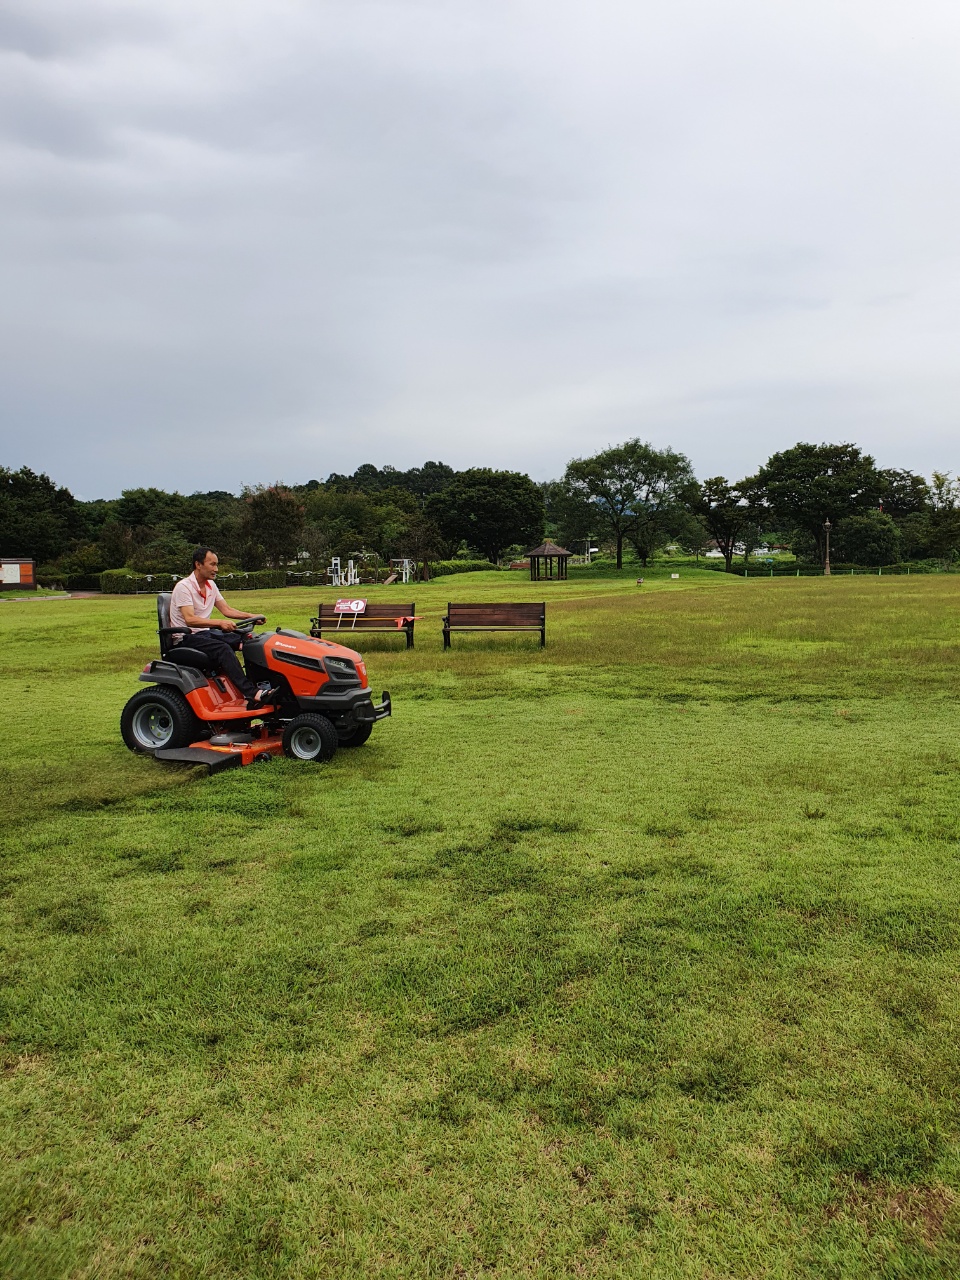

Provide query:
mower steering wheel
left=233, top=617, right=264, bottom=635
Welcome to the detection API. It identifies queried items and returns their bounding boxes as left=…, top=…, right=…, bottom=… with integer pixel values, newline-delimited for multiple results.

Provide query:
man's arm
left=180, top=604, right=236, bottom=631
left=215, top=596, right=266, bottom=623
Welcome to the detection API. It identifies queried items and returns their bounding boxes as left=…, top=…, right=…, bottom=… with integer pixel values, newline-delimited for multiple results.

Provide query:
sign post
left=333, top=598, right=367, bottom=628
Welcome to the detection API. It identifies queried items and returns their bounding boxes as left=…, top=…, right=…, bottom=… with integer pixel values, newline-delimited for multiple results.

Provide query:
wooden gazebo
left=527, top=540, right=572, bottom=581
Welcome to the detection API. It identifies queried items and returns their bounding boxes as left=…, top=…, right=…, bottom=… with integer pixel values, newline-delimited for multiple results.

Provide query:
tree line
left=2, top=441, right=959, bottom=580
left=547, top=440, right=960, bottom=571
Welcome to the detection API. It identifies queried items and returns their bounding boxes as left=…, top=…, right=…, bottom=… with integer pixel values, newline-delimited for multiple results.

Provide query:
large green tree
left=689, top=477, right=753, bottom=572
left=540, top=479, right=595, bottom=554
left=115, top=487, right=186, bottom=531
left=426, top=469, right=544, bottom=563
left=830, top=512, right=903, bottom=566
left=923, top=472, right=960, bottom=561
left=878, top=469, right=930, bottom=517
left=242, top=485, right=305, bottom=568
left=179, top=491, right=245, bottom=555
left=564, top=441, right=694, bottom=568
left=322, top=461, right=457, bottom=503
left=85, top=486, right=245, bottom=570
left=128, top=524, right=195, bottom=575
left=303, top=487, right=416, bottom=565
left=0, top=467, right=82, bottom=562
left=746, top=443, right=884, bottom=565
left=401, top=461, right=457, bottom=500
left=399, top=512, right=445, bottom=581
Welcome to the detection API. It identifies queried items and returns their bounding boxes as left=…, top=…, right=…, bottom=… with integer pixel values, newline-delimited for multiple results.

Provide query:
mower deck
left=154, top=746, right=243, bottom=773
left=154, top=729, right=284, bottom=772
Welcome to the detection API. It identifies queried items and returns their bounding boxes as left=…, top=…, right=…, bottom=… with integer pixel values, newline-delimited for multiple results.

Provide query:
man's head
left=192, top=547, right=219, bottom=582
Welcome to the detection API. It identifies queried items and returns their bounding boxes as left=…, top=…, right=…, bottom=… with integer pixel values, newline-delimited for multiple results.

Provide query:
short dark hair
left=192, top=546, right=216, bottom=568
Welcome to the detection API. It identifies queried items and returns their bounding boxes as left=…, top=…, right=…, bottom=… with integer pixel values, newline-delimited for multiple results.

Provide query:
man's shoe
left=247, top=683, right=280, bottom=710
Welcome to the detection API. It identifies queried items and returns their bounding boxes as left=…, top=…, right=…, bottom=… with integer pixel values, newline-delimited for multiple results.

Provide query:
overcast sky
left=2, top=0, right=959, bottom=498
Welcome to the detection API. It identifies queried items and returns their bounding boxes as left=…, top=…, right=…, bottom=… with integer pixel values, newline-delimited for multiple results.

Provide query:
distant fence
left=700, top=562, right=954, bottom=578
left=98, top=570, right=286, bottom=594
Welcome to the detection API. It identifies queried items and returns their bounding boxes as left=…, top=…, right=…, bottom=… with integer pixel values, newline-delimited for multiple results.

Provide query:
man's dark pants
left=184, top=629, right=257, bottom=698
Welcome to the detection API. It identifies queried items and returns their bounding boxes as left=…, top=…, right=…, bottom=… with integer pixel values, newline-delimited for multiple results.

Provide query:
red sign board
left=334, top=598, right=367, bottom=614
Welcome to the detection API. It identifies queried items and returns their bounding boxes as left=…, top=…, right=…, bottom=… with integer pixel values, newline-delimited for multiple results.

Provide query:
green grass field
left=2, top=572, right=960, bottom=1278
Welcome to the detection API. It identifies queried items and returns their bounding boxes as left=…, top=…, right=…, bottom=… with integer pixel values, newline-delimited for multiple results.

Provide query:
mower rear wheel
left=337, top=722, right=373, bottom=748
left=121, top=686, right=199, bottom=754
left=282, top=713, right=338, bottom=763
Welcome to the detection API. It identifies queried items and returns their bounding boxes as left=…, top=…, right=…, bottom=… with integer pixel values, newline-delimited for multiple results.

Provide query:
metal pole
left=823, top=519, right=832, bottom=576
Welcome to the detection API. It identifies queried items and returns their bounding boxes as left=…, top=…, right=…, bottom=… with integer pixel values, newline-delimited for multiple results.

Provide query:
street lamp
left=823, top=518, right=832, bottom=576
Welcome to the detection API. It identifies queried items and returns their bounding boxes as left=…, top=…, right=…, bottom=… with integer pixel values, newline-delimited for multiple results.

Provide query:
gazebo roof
left=527, top=540, right=571, bottom=558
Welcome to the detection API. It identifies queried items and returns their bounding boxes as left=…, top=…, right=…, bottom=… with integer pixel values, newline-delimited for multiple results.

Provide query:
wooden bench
left=310, top=602, right=417, bottom=649
left=442, top=602, right=545, bottom=649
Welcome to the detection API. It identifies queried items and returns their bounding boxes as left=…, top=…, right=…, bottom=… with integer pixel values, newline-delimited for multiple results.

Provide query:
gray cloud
left=2, top=0, right=959, bottom=496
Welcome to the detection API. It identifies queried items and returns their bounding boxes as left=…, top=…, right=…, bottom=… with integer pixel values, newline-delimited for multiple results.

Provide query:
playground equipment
left=354, top=550, right=381, bottom=584
left=389, top=558, right=416, bottom=585
left=327, top=557, right=360, bottom=588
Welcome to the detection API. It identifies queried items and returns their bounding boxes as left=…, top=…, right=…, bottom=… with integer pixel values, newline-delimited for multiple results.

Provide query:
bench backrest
left=446, top=602, right=544, bottom=626
left=315, top=602, right=415, bottom=625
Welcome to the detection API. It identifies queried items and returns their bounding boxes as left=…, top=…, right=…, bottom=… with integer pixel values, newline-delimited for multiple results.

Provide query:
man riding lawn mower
left=120, top=547, right=391, bottom=771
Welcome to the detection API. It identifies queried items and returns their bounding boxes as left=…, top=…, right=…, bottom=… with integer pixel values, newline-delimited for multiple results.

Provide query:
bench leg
left=443, top=626, right=451, bottom=650
left=406, top=625, right=414, bottom=650
left=541, top=627, right=546, bottom=648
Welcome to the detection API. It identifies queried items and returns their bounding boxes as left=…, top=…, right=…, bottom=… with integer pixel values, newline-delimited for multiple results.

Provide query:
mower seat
left=156, top=591, right=216, bottom=671
left=165, top=645, right=216, bottom=672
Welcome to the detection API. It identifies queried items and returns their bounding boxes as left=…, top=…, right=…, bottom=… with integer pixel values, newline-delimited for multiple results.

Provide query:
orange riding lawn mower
left=120, top=594, right=391, bottom=773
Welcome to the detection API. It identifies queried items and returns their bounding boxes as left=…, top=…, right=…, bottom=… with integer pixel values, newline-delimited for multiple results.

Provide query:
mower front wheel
left=121, top=686, right=199, bottom=754
left=337, top=722, right=373, bottom=748
left=282, top=714, right=338, bottom=763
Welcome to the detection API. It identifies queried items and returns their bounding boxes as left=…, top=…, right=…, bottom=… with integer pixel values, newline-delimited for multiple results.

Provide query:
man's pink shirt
left=169, top=573, right=226, bottom=633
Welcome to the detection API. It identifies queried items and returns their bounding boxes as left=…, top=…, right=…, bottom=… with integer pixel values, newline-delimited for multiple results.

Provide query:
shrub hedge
left=214, top=571, right=286, bottom=590
left=36, top=572, right=102, bottom=591
left=428, top=559, right=499, bottom=577
left=99, top=569, right=171, bottom=594
left=285, top=571, right=335, bottom=586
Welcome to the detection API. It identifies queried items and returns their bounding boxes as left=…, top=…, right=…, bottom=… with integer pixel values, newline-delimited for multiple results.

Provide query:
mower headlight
left=323, top=656, right=357, bottom=679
